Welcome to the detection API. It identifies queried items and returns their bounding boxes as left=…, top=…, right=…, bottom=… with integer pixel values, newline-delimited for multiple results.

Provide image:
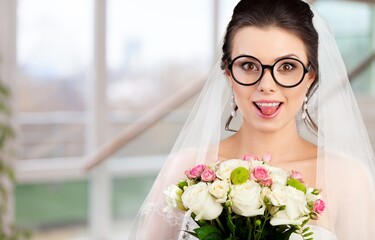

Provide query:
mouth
left=253, top=101, right=283, bottom=118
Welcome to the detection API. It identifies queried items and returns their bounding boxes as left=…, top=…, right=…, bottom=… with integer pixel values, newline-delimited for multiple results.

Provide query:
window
left=315, top=1, right=375, bottom=94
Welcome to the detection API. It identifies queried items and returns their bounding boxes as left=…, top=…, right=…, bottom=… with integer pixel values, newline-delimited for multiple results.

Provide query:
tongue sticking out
left=258, top=105, right=279, bottom=116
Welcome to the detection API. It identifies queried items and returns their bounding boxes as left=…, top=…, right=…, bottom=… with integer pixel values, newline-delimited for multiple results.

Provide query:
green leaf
left=302, top=226, right=310, bottom=233
left=302, top=218, right=309, bottom=227
left=5, top=166, right=15, bottom=183
left=178, top=180, right=188, bottom=189
left=287, top=178, right=306, bottom=193
left=182, top=230, right=198, bottom=238
left=194, top=225, right=223, bottom=240
left=0, top=102, right=11, bottom=116
left=0, top=161, right=4, bottom=172
left=0, top=84, right=9, bottom=97
left=302, top=231, right=314, bottom=237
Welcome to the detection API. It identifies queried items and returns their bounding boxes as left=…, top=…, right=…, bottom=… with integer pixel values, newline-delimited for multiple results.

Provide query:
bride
left=129, top=0, right=375, bottom=239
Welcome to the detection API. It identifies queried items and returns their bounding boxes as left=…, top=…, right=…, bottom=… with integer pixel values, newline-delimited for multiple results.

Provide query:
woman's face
left=227, top=26, right=315, bottom=133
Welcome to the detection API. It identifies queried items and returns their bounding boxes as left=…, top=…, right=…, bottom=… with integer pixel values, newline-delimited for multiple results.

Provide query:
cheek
left=288, top=87, right=308, bottom=110
left=232, top=84, right=253, bottom=105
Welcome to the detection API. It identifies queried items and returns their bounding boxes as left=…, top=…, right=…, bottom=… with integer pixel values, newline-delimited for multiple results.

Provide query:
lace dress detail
left=177, top=215, right=199, bottom=240
left=141, top=201, right=186, bottom=226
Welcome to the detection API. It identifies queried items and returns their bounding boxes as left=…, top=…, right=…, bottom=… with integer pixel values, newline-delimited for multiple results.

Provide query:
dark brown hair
left=221, top=0, right=319, bottom=87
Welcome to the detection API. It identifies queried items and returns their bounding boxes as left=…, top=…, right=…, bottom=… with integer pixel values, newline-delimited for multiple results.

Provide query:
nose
left=257, top=68, right=277, bottom=93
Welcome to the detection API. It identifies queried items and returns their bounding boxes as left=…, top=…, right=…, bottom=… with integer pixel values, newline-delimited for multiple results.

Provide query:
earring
left=301, top=96, right=308, bottom=120
left=225, top=89, right=238, bottom=132
left=231, top=91, right=237, bottom=117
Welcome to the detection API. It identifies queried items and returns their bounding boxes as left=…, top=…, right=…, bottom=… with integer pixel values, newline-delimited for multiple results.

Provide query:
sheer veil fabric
left=128, top=5, right=375, bottom=240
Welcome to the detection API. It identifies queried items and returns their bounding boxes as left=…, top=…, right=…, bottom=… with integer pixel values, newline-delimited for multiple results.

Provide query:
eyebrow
left=274, top=54, right=301, bottom=61
left=231, top=53, right=303, bottom=63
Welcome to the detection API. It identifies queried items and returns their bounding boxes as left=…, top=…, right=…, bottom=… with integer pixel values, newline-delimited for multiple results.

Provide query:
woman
left=129, top=0, right=375, bottom=239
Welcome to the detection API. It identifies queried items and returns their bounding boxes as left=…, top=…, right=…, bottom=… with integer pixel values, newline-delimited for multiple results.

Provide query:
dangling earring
left=301, top=96, right=308, bottom=120
left=302, top=85, right=318, bottom=136
left=231, top=91, right=237, bottom=117
left=225, top=89, right=238, bottom=132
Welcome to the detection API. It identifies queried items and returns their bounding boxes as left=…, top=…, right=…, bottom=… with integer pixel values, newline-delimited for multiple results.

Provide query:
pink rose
left=291, top=170, right=304, bottom=183
left=259, top=178, right=273, bottom=187
left=185, top=164, right=206, bottom=179
left=242, top=153, right=259, bottom=161
left=251, top=166, right=270, bottom=181
left=313, top=199, right=326, bottom=214
left=201, top=168, right=216, bottom=182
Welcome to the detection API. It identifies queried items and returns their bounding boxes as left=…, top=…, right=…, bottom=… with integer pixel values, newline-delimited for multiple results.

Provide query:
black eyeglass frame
left=228, top=55, right=311, bottom=88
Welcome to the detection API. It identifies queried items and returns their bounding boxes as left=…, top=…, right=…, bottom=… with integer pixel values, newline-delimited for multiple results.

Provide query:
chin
left=255, top=125, right=282, bottom=134
left=245, top=121, right=283, bottom=134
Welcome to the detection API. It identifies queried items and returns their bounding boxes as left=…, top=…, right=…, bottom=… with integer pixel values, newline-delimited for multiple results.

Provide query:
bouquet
left=164, top=154, right=326, bottom=240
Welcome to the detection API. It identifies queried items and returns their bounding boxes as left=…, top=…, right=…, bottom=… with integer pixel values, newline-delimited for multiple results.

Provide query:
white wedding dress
left=290, top=225, right=336, bottom=240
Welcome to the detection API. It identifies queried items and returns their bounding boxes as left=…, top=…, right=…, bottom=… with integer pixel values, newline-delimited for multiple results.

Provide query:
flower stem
left=247, top=218, right=252, bottom=240
left=257, top=211, right=271, bottom=240
left=216, top=218, right=225, bottom=233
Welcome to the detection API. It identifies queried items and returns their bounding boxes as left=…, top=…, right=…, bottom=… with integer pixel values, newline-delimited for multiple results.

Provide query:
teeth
left=256, top=102, right=280, bottom=107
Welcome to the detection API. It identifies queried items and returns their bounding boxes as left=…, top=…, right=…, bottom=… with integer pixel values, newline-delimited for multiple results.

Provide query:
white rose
left=181, top=182, right=223, bottom=220
left=230, top=180, right=265, bottom=217
left=216, top=159, right=250, bottom=180
left=164, top=185, right=186, bottom=211
left=268, top=186, right=310, bottom=226
left=250, top=160, right=265, bottom=168
left=269, top=167, right=288, bottom=190
left=261, top=187, right=272, bottom=199
left=209, top=180, right=229, bottom=203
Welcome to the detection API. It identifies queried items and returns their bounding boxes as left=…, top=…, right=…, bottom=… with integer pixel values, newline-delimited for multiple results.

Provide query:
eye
left=278, top=63, right=295, bottom=72
left=241, top=62, right=259, bottom=71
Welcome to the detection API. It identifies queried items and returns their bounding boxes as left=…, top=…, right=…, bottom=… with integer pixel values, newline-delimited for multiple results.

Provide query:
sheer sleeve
left=324, top=154, right=375, bottom=240
left=311, top=6, right=375, bottom=240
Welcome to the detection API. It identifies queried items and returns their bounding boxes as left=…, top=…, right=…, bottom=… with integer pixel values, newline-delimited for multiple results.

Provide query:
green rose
left=230, top=167, right=249, bottom=185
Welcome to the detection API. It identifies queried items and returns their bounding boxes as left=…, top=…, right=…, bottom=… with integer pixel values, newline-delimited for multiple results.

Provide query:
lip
left=253, top=100, right=283, bottom=119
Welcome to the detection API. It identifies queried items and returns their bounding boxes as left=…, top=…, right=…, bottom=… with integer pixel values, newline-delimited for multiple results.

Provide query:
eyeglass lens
left=231, top=56, right=306, bottom=87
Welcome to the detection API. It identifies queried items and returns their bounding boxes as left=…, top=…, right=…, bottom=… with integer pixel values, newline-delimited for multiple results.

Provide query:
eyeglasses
left=228, top=55, right=311, bottom=88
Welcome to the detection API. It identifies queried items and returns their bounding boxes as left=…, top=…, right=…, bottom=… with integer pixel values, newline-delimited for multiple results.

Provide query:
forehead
left=231, top=26, right=307, bottom=63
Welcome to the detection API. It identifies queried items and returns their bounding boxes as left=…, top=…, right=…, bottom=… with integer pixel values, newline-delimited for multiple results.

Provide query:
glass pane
left=16, top=0, right=93, bottom=159
left=219, top=0, right=240, bottom=35
left=106, top=0, right=212, bottom=155
left=15, top=180, right=88, bottom=239
left=15, top=0, right=92, bottom=238
left=315, top=1, right=373, bottom=94
left=107, top=0, right=213, bottom=235
left=112, top=174, right=157, bottom=237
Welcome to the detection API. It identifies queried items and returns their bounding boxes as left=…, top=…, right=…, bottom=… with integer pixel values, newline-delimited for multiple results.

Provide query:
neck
left=234, top=120, right=304, bottom=163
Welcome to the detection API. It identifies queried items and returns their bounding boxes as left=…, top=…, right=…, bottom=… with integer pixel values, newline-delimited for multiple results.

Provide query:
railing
left=84, top=78, right=205, bottom=170
left=349, top=53, right=375, bottom=80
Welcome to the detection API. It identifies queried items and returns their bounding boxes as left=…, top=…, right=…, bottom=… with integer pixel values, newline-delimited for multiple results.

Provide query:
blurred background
left=0, top=0, right=374, bottom=239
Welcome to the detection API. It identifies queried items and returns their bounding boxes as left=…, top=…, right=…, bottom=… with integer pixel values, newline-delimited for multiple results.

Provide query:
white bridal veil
left=129, top=4, right=375, bottom=240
